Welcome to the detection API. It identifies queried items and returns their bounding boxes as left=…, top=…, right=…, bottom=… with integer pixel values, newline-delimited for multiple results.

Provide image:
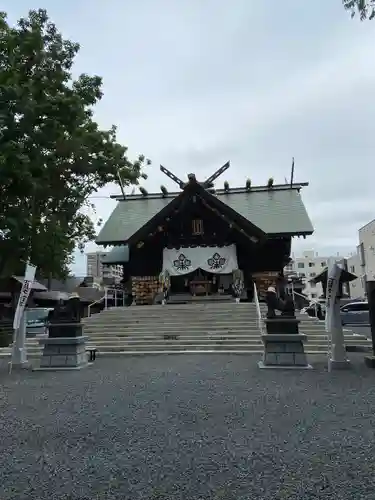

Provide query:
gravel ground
left=1, top=354, right=375, bottom=500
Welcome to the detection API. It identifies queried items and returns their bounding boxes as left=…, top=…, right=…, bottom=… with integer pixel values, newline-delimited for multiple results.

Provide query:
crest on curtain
left=173, top=254, right=192, bottom=272
left=163, top=245, right=238, bottom=275
left=207, top=252, right=226, bottom=270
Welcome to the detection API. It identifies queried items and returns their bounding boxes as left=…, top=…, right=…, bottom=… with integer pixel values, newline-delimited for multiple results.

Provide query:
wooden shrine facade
left=97, top=163, right=314, bottom=304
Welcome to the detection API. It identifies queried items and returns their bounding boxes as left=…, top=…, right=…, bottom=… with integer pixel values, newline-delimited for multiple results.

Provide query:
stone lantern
left=310, top=267, right=357, bottom=299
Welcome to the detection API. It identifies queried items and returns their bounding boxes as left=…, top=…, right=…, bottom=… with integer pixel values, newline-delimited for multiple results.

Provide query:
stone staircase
left=12, top=302, right=372, bottom=358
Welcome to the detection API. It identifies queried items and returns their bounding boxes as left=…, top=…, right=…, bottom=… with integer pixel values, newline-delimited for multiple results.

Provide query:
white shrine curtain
left=162, top=245, right=238, bottom=276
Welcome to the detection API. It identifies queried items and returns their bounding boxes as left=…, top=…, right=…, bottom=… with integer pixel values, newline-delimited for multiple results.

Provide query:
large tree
left=0, top=9, right=149, bottom=280
left=343, top=0, right=375, bottom=20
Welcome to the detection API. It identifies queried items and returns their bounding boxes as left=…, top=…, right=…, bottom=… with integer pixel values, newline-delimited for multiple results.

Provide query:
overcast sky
left=4, top=1, right=375, bottom=275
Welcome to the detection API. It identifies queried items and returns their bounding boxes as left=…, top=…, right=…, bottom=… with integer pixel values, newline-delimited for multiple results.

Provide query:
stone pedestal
left=364, top=356, right=375, bottom=369
left=265, top=317, right=300, bottom=335
left=259, top=318, right=312, bottom=369
left=36, top=336, right=89, bottom=371
left=328, top=300, right=351, bottom=371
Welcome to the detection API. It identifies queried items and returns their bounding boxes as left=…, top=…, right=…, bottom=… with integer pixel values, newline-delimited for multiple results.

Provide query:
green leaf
left=0, top=8, right=148, bottom=278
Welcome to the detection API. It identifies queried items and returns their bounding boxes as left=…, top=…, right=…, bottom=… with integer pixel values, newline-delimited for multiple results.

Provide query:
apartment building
left=347, top=218, right=375, bottom=299
left=86, top=251, right=123, bottom=282
left=346, top=251, right=365, bottom=299
left=285, top=250, right=344, bottom=299
left=359, top=219, right=375, bottom=281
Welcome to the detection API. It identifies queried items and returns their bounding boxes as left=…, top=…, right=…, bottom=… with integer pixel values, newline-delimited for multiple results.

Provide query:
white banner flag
left=325, top=262, right=342, bottom=333
left=13, top=263, right=36, bottom=330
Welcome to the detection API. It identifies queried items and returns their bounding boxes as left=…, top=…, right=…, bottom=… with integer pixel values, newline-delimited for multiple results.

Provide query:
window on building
left=192, top=219, right=204, bottom=235
left=321, top=261, right=326, bottom=267
left=297, top=263, right=304, bottom=268
left=310, top=272, right=316, bottom=277
left=311, top=293, right=317, bottom=298
left=350, top=265, right=355, bottom=273
left=308, top=262, right=315, bottom=267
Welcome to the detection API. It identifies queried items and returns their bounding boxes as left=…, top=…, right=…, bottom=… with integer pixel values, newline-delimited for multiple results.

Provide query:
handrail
left=292, top=290, right=322, bottom=318
left=87, top=295, right=105, bottom=318
left=291, top=290, right=321, bottom=305
left=253, top=281, right=264, bottom=334
left=291, top=287, right=331, bottom=357
left=87, top=287, right=125, bottom=318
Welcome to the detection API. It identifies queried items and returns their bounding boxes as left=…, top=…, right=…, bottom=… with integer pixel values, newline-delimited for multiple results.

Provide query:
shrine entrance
left=170, top=269, right=233, bottom=297
left=164, top=245, right=238, bottom=300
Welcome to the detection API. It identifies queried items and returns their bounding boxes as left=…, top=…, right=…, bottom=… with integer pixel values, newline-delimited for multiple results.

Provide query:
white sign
left=325, top=261, right=342, bottom=333
left=13, top=263, right=36, bottom=330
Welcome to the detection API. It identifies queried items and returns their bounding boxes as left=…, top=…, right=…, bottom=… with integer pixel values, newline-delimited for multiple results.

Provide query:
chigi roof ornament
left=159, top=162, right=230, bottom=190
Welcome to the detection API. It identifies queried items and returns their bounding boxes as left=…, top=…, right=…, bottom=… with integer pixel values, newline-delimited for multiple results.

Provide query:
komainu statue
left=265, top=286, right=295, bottom=319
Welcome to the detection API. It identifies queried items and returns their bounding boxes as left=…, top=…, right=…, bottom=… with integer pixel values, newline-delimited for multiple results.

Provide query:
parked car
left=340, top=301, right=369, bottom=326
left=25, top=307, right=53, bottom=336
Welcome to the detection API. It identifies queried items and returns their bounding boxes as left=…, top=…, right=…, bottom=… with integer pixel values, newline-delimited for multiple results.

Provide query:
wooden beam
left=198, top=195, right=259, bottom=244
left=160, top=165, right=185, bottom=189
left=203, top=161, right=230, bottom=188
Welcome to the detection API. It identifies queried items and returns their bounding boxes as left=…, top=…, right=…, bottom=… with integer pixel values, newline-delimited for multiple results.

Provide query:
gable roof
left=96, top=183, right=314, bottom=245
left=122, top=180, right=266, bottom=247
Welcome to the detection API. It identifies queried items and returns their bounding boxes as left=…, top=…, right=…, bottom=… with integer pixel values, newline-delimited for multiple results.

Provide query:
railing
left=291, top=290, right=321, bottom=317
left=291, top=290, right=332, bottom=359
left=87, top=288, right=126, bottom=318
left=253, top=281, right=264, bottom=334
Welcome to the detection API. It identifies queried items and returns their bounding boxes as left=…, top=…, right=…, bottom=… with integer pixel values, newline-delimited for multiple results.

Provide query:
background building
left=285, top=250, right=345, bottom=299
left=347, top=218, right=375, bottom=299
left=86, top=250, right=123, bottom=282
left=359, top=219, right=375, bottom=282
left=347, top=251, right=365, bottom=299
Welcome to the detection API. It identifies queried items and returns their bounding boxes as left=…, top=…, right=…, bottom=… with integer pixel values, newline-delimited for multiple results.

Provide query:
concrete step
left=3, top=348, right=371, bottom=358
left=74, top=334, right=370, bottom=343
left=24, top=334, right=370, bottom=347
left=103, top=303, right=259, bottom=310
left=21, top=344, right=328, bottom=354
left=86, top=315, right=263, bottom=323
left=92, top=307, right=261, bottom=315
left=2, top=299, right=369, bottom=360
left=83, top=327, right=331, bottom=335
left=33, top=339, right=265, bottom=347
left=85, top=314, right=320, bottom=323
left=15, top=339, right=373, bottom=357
left=84, top=317, right=320, bottom=325
left=87, top=315, right=261, bottom=321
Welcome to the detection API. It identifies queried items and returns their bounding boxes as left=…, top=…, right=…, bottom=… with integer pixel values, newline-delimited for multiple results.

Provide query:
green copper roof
left=101, top=245, right=130, bottom=264
left=96, top=185, right=313, bottom=245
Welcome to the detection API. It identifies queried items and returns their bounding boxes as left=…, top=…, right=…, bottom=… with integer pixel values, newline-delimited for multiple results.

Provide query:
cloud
left=3, top=0, right=375, bottom=273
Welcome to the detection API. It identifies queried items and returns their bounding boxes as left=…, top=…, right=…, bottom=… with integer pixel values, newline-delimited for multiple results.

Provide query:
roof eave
left=109, top=182, right=310, bottom=201
left=96, top=231, right=314, bottom=246
left=271, top=230, right=314, bottom=238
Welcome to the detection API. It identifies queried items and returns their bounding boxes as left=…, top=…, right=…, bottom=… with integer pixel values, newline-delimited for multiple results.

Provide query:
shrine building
left=96, top=163, right=314, bottom=304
